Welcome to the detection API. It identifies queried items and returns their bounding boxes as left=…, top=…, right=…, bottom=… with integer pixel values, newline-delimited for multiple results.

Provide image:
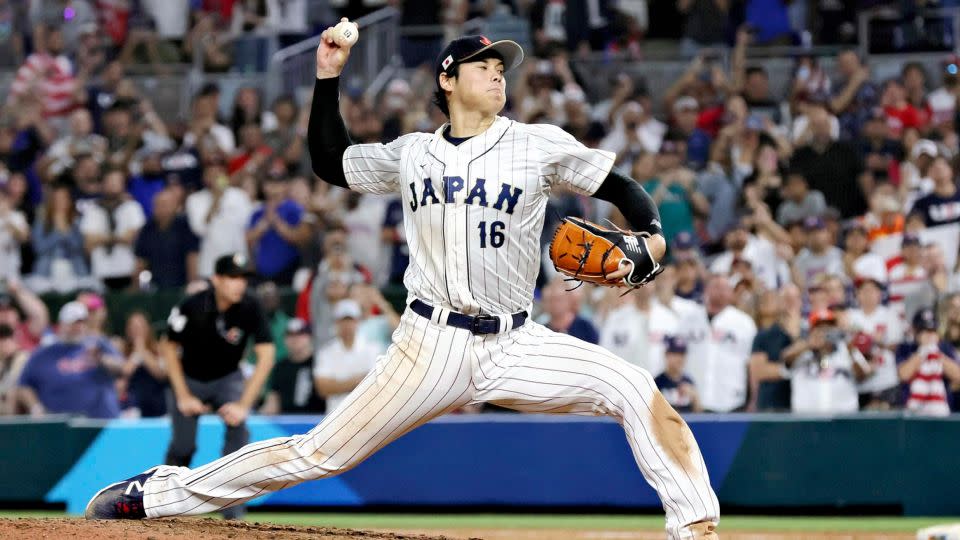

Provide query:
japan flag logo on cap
left=480, top=36, right=492, bottom=45
left=442, top=55, right=454, bottom=70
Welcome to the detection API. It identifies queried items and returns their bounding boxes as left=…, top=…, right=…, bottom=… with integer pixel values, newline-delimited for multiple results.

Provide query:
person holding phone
left=185, top=157, right=254, bottom=278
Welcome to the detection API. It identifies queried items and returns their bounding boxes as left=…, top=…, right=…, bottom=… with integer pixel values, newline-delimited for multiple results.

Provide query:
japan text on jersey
left=342, top=116, right=615, bottom=315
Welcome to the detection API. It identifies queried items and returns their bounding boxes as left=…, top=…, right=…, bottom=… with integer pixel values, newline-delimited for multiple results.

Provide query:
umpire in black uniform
left=160, top=253, right=275, bottom=519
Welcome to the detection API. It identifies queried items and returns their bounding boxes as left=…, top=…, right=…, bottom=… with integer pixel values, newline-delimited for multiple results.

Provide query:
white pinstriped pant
left=143, top=307, right=719, bottom=539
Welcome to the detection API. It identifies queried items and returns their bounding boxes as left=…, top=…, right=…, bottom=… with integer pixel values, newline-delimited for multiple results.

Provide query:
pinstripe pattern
left=142, top=311, right=718, bottom=539
left=138, top=117, right=719, bottom=539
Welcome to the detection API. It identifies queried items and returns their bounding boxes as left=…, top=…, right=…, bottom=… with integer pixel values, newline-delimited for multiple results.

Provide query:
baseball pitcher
left=86, top=20, right=720, bottom=539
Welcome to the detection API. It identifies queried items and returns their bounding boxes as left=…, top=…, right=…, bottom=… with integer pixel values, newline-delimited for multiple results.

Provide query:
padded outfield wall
left=0, top=413, right=956, bottom=515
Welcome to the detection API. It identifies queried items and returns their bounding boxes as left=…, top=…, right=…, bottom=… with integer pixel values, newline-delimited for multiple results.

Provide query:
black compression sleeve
left=307, top=77, right=353, bottom=188
left=592, top=168, right=663, bottom=237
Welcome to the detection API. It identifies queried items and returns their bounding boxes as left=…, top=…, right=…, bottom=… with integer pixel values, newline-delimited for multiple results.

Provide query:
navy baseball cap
left=214, top=253, right=255, bottom=278
left=673, top=231, right=697, bottom=251
left=436, top=35, right=524, bottom=82
left=902, top=233, right=922, bottom=247
left=665, top=336, right=688, bottom=354
left=913, top=307, right=938, bottom=331
left=803, top=216, right=826, bottom=230
left=285, top=318, right=311, bottom=336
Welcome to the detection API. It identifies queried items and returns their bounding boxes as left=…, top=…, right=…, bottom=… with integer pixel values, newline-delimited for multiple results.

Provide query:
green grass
left=0, top=511, right=956, bottom=533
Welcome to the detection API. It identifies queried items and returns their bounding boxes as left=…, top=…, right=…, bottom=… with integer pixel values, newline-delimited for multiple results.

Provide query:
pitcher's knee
left=285, top=433, right=353, bottom=478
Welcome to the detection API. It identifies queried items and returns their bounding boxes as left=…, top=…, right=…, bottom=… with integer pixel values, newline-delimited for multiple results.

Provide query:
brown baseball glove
left=549, top=216, right=663, bottom=288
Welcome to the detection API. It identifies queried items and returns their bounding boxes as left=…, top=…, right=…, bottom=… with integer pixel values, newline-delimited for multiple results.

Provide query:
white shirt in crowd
left=685, top=305, right=757, bottom=412
left=0, top=209, right=28, bottom=282
left=80, top=200, right=146, bottom=279
left=341, top=194, right=388, bottom=286
left=647, top=296, right=705, bottom=378
left=791, top=344, right=863, bottom=414
left=186, top=187, right=254, bottom=278
left=313, top=335, right=381, bottom=412
left=846, top=305, right=903, bottom=394
left=709, top=235, right=791, bottom=290
left=598, top=302, right=649, bottom=371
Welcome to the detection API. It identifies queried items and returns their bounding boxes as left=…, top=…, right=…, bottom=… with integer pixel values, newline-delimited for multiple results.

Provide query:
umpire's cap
left=214, top=253, right=256, bottom=278
left=436, top=35, right=524, bottom=82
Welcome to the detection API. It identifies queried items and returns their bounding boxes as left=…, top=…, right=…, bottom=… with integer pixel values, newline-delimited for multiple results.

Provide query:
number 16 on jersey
left=478, top=220, right=505, bottom=248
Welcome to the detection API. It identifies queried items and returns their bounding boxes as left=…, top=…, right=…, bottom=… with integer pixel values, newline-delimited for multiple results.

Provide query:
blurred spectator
left=927, top=55, right=960, bottom=132
left=642, top=137, right=707, bottom=243
left=0, top=281, right=50, bottom=352
left=0, top=180, right=30, bottom=282
left=540, top=276, right=599, bottom=344
left=843, top=222, right=886, bottom=284
left=0, top=0, right=27, bottom=69
left=0, top=323, right=28, bottom=415
left=670, top=96, right=711, bottom=170
left=134, top=189, right=200, bottom=289
left=233, top=125, right=270, bottom=174
left=678, top=0, right=729, bottom=56
left=186, top=160, right=253, bottom=278
left=43, top=109, right=107, bottom=177
left=709, top=221, right=789, bottom=291
left=351, top=284, right=400, bottom=352
left=183, top=85, right=236, bottom=154
left=81, top=168, right=146, bottom=290
left=248, top=281, right=290, bottom=366
left=263, top=95, right=306, bottom=176
left=77, top=291, right=107, bottom=337
left=791, top=102, right=867, bottom=219
left=7, top=26, right=78, bottom=123
left=341, top=191, right=388, bottom=285
left=672, top=235, right=704, bottom=302
left=787, top=308, right=867, bottom=414
left=246, top=175, right=310, bottom=285
left=886, top=234, right=928, bottom=319
left=16, top=301, right=124, bottom=418
left=741, top=140, right=784, bottom=214
left=911, top=156, right=960, bottom=228
left=382, top=196, right=409, bottom=286
left=648, top=265, right=705, bottom=377
left=183, top=3, right=233, bottom=71
left=685, top=274, right=757, bottom=412
left=313, top=300, right=380, bottom=411
left=792, top=216, right=845, bottom=291
left=119, top=310, right=167, bottom=417
left=654, top=336, right=701, bottom=413
left=897, top=307, right=960, bottom=416
left=848, top=277, right=903, bottom=409
left=529, top=0, right=613, bottom=55
left=596, top=284, right=650, bottom=370
left=259, top=318, right=325, bottom=415
left=302, top=225, right=372, bottom=345
left=775, top=170, right=826, bottom=227
left=830, top=49, right=879, bottom=140
left=857, top=107, right=903, bottom=186
left=880, top=78, right=927, bottom=139
left=27, top=183, right=100, bottom=294
left=84, top=60, right=124, bottom=134
left=899, top=138, right=938, bottom=211
left=127, top=151, right=168, bottom=219
left=230, top=88, right=274, bottom=141
left=748, top=285, right=802, bottom=412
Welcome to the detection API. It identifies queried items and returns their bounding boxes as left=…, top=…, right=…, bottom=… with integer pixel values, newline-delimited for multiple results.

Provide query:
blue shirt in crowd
left=654, top=372, right=697, bottom=413
left=18, top=336, right=122, bottom=419
left=249, top=199, right=304, bottom=278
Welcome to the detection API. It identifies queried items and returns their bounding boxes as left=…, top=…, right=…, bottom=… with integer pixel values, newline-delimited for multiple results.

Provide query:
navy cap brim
left=457, top=40, right=524, bottom=73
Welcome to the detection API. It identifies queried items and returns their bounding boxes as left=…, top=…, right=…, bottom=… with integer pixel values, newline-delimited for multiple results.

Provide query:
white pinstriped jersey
left=343, top=116, right=615, bottom=315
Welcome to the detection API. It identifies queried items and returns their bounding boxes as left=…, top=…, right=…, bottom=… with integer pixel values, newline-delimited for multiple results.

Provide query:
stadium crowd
left=2, top=0, right=960, bottom=422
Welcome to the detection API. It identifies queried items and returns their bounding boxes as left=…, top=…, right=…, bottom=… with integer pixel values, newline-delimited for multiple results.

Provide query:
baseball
left=332, top=21, right=359, bottom=47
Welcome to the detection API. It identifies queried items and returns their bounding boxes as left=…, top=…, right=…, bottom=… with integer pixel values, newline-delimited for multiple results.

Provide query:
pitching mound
left=0, top=518, right=472, bottom=540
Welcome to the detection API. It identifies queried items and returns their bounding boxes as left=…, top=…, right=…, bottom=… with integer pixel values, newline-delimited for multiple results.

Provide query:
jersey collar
left=429, top=116, right=512, bottom=160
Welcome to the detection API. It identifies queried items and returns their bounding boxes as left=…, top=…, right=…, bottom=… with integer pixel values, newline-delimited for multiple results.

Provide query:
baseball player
left=86, top=22, right=719, bottom=539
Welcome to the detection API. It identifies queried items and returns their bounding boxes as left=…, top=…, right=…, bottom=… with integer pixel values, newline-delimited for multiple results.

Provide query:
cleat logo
left=125, top=480, right=144, bottom=495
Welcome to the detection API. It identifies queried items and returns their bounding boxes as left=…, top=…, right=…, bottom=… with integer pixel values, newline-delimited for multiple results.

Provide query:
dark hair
left=432, top=50, right=504, bottom=118
left=745, top=66, right=768, bottom=79
left=433, top=62, right=460, bottom=118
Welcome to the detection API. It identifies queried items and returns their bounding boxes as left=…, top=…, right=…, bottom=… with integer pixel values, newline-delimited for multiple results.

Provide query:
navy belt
left=410, top=299, right=527, bottom=335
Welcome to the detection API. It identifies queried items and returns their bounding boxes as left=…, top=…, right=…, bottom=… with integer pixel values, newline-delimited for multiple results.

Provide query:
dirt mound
left=0, top=518, right=474, bottom=540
